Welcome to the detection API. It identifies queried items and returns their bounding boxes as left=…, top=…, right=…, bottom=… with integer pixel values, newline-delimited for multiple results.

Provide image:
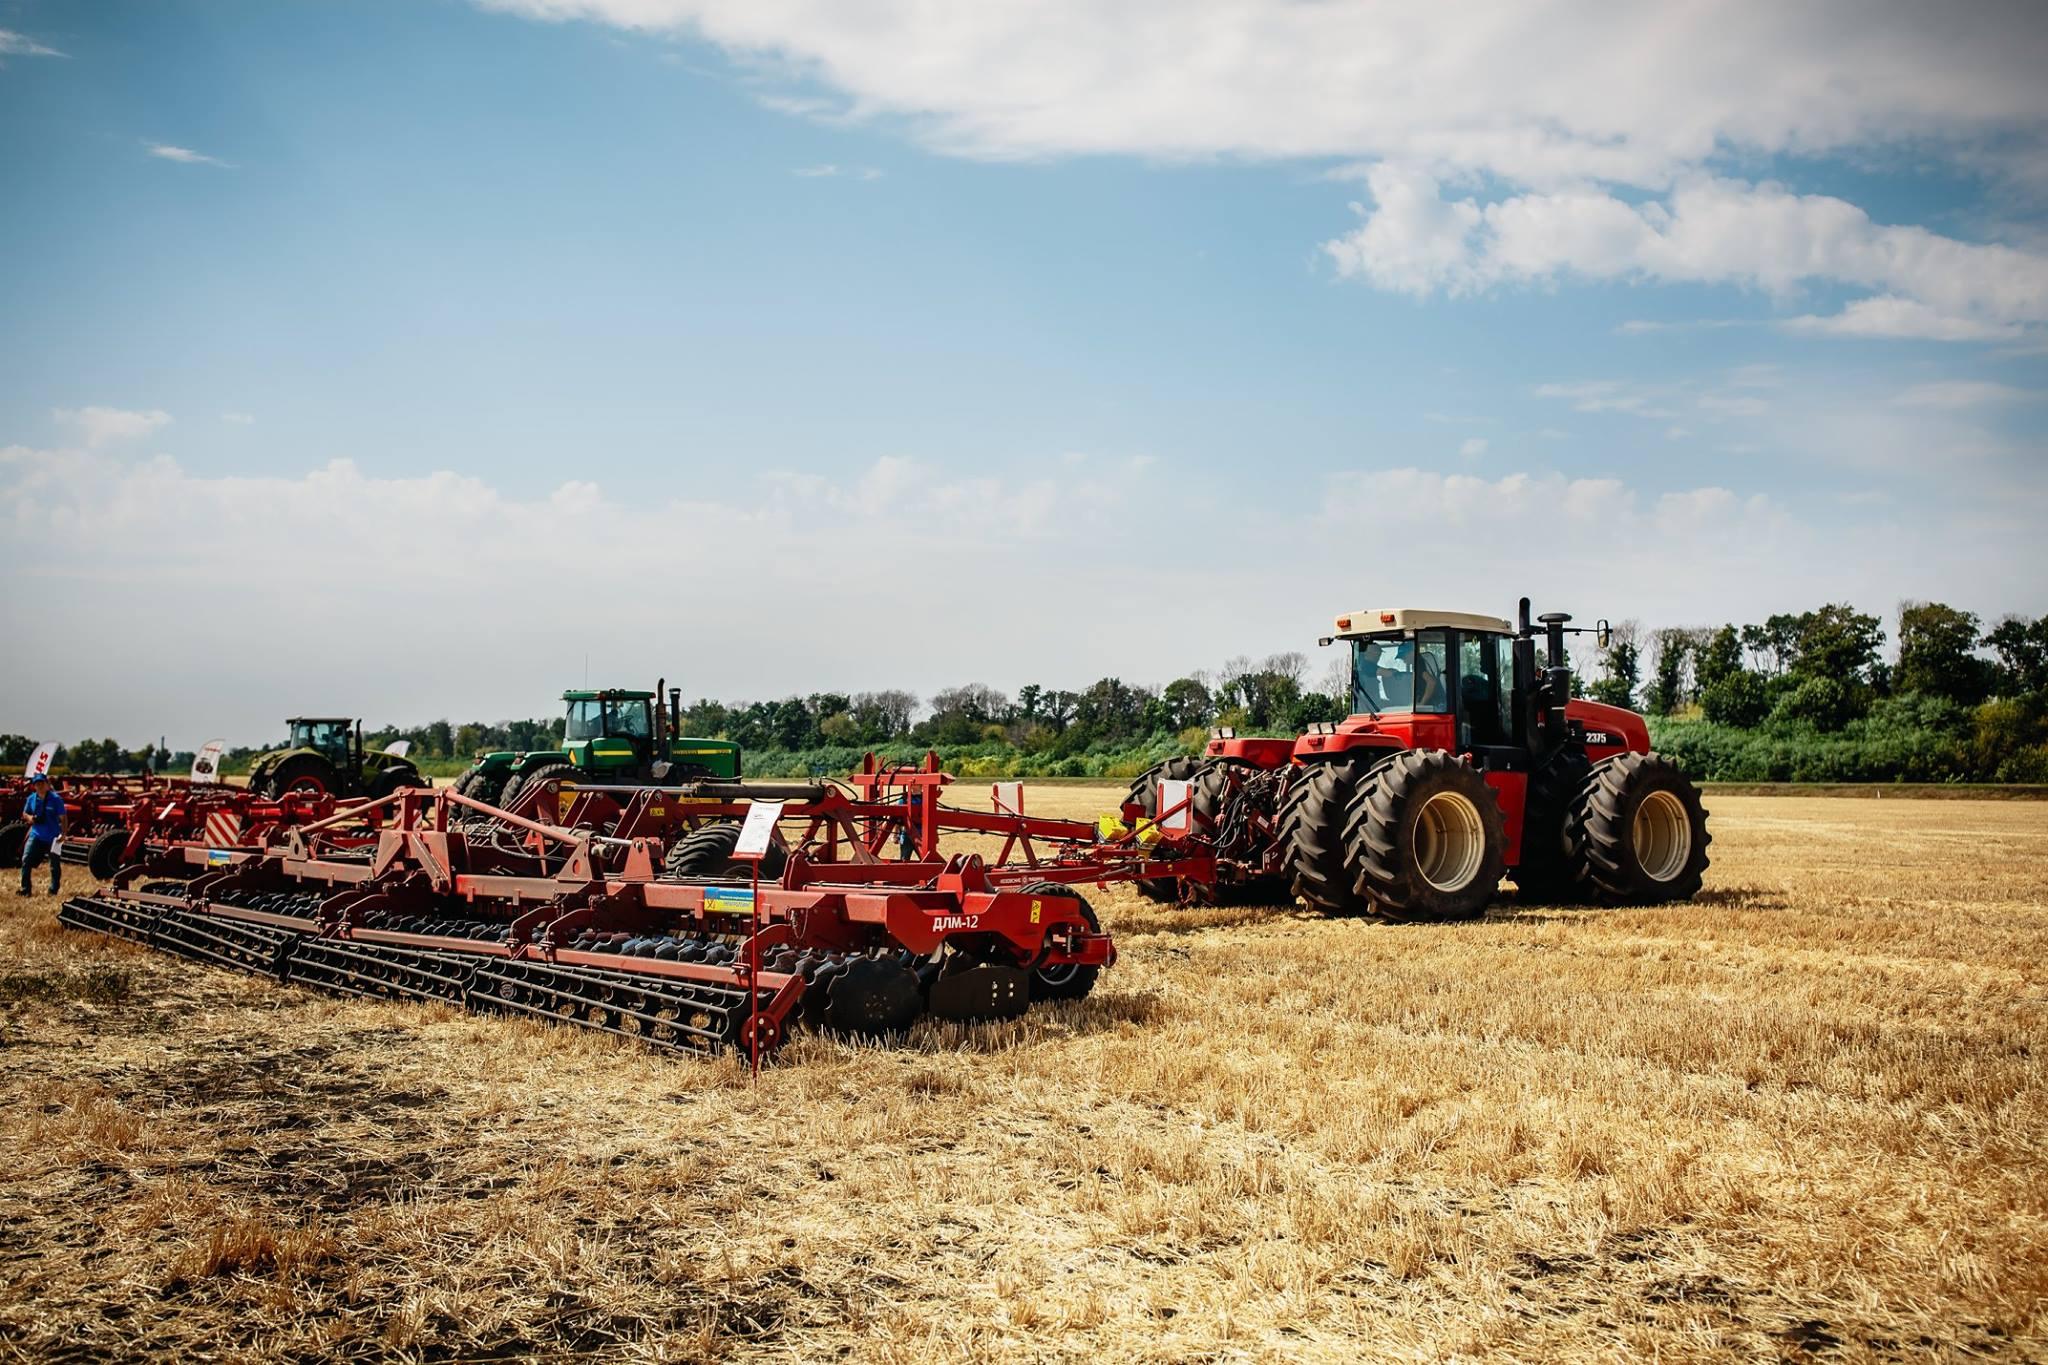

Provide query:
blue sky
left=3, top=0, right=2046, bottom=744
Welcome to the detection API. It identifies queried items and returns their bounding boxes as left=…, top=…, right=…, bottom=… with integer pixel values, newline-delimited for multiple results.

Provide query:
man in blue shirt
left=19, top=773, right=64, bottom=896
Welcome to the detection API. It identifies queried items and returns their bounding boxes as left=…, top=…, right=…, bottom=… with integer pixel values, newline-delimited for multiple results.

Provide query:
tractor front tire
left=1344, top=750, right=1507, bottom=922
left=0, top=821, right=27, bottom=869
left=1127, top=755, right=1204, bottom=902
left=1277, top=758, right=1376, bottom=916
left=1019, top=880, right=1102, bottom=1002
left=260, top=757, right=336, bottom=800
left=1567, top=752, right=1711, bottom=905
left=1510, top=749, right=1593, bottom=905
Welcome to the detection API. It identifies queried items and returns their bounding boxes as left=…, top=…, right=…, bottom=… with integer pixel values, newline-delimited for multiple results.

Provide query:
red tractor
left=1130, top=601, right=1710, bottom=920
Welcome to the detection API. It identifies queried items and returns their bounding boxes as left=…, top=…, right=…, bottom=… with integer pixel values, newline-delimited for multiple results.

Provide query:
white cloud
left=1533, top=381, right=1675, bottom=419
left=477, top=2, right=2048, bottom=188
left=1324, top=169, right=2048, bottom=333
left=0, top=28, right=63, bottom=57
left=147, top=143, right=231, bottom=167
left=793, top=164, right=882, bottom=179
left=1780, top=296, right=2028, bottom=342
left=51, top=407, right=172, bottom=447
left=221, top=412, right=256, bottom=425
left=1458, top=437, right=1488, bottom=458
left=1892, top=381, right=2041, bottom=409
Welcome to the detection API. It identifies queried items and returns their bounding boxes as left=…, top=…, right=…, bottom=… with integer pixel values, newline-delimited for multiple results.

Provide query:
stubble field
left=1, top=789, right=2044, bottom=1363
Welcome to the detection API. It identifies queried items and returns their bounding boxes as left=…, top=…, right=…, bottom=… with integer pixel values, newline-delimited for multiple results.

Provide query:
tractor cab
left=561, top=690, right=658, bottom=772
left=1341, top=610, right=1519, bottom=750
left=1305, top=604, right=1647, bottom=769
left=286, top=717, right=359, bottom=771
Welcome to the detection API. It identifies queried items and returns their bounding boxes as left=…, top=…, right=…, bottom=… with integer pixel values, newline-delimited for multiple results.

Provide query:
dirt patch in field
left=2, top=793, right=2044, bottom=1361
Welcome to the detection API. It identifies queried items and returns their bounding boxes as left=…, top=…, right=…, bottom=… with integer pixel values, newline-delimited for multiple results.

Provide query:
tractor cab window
left=1458, top=635, right=1516, bottom=743
left=292, top=720, right=351, bottom=765
left=609, top=700, right=652, bottom=740
left=1354, top=638, right=1416, bottom=712
left=564, top=700, right=605, bottom=741
left=1355, top=634, right=1453, bottom=715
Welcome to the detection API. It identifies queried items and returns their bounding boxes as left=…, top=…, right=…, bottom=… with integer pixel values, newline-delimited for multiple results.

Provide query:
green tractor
left=248, top=718, right=429, bottom=800
left=454, top=682, right=741, bottom=812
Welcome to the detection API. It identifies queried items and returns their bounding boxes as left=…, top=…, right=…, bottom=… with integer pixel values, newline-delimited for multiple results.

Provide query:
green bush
left=1700, top=671, right=1770, bottom=727
left=1770, top=676, right=1858, bottom=732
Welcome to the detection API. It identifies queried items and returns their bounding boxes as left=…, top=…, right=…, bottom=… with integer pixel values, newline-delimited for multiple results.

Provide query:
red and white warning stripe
left=204, top=811, right=242, bottom=846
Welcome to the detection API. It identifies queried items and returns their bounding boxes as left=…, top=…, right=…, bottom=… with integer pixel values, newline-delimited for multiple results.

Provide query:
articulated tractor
left=1131, top=600, right=1710, bottom=919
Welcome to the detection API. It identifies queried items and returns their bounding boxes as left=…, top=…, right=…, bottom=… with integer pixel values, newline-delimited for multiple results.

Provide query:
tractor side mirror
left=1596, top=619, right=1612, bottom=649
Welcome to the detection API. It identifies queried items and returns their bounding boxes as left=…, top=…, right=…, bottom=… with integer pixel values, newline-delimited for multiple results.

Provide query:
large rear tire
left=1277, top=757, right=1375, bottom=916
left=1567, top=752, right=1710, bottom=905
left=1018, top=880, right=1101, bottom=1002
left=1510, top=749, right=1592, bottom=904
left=1126, top=755, right=1204, bottom=902
left=1344, top=750, right=1507, bottom=922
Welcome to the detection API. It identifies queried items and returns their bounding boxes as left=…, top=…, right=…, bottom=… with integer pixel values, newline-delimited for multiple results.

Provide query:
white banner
left=991, top=781, right=1023, bottom=816
left=735, top=800, right=784, bottom=859
left=190, top=739, right=226, bottom=785
left=383, top=739, right=411, bottom=758
left=24, top=741, right=57, bottom=780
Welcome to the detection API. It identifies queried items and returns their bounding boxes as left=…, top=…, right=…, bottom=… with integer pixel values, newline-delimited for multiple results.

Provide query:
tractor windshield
left=290, top=720, right=352, bottom=764
left=565, top=700, right=604, bottom=741
left=565, top=698, right=652, bottom=741
left=1352, top=634, right=1453, bottom=715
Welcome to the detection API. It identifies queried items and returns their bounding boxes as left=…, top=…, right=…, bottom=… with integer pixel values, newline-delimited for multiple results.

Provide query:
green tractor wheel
left=260, top=755, right=338, bottom=800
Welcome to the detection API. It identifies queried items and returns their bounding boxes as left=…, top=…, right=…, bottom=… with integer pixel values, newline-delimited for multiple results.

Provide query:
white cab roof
left=1332, top=608, right=1514, bottom=639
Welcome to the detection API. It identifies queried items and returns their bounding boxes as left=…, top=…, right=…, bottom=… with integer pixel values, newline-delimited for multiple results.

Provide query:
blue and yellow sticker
left=703, top=887, right=755, bottom=916
left=206, top=848, right=233, bottom=866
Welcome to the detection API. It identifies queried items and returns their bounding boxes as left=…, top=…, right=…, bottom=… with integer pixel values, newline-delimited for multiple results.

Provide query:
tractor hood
left=245, top=746, right=299, bottom=785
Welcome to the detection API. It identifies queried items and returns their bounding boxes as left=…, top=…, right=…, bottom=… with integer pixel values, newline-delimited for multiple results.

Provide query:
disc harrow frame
left=56, top=768, right=1175, bottom=1062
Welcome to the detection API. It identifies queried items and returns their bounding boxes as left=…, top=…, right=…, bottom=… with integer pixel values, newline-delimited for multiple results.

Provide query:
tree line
left=1578, top=602, right=2048, bottom=783
left=8, top=602, right=2045, bottom=783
